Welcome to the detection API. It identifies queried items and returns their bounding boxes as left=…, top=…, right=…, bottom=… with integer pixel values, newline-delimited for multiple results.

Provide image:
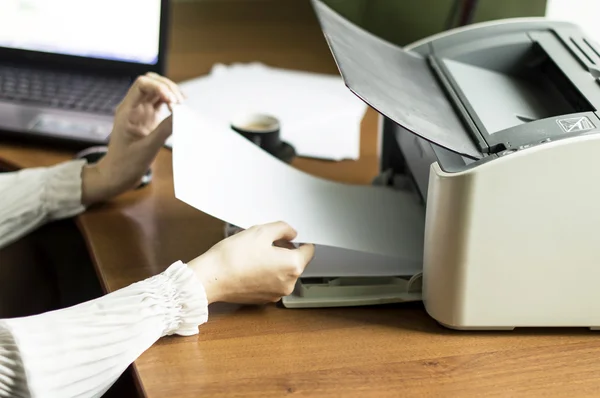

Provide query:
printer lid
left=311, top=0, right=485, bottom=160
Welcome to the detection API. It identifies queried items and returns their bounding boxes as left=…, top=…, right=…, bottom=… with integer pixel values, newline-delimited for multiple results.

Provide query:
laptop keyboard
left=0, top=65, right=131, bottom=115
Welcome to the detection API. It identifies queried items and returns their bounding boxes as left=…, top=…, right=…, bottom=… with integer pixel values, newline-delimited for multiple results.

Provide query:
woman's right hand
left=188, top=221, right=315, bottom=304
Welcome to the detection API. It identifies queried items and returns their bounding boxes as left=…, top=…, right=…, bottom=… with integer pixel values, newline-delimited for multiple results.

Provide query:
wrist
left=188, top=252, right=225, bottom=304
left=81, top=156, right=131, bottom=206
left=81, top=163, right=112, bottom=205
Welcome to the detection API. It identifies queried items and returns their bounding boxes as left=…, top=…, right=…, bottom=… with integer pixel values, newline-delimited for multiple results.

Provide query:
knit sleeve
left=0, top=261, right=209, bottom=398
left=0, top=160, right=86, bottom=250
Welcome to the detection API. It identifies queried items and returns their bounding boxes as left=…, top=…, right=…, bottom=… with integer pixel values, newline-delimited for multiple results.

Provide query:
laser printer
left=279, top=0, right=600, bottom=331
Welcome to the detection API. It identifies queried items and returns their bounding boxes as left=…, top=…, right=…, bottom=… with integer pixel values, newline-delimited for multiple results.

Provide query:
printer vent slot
left=583, top=38, right=600, bottom=60
left=570, top=37, right=596, bottom=66
left=562, top=34, right=600, bottom=79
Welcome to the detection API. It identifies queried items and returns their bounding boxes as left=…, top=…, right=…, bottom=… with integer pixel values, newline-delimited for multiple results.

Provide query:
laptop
left=0, top=0, right=170, bottom=148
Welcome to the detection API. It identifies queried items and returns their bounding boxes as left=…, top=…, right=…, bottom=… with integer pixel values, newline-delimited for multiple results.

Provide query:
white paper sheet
left=168, top=62, right=366, bottom=161
left=172, top=105, right=425, bottom=259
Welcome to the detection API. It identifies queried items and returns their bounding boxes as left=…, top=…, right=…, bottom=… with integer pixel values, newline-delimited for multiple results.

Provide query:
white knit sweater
left=0, top=160, right=209, bottom=397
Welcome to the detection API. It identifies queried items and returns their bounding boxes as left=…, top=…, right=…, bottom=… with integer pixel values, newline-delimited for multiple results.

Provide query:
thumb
left=290, top=243, right=315, bottom=274
left=147, top=114, right=173, bottom=150
left=296, top=243, right=315, bottom=265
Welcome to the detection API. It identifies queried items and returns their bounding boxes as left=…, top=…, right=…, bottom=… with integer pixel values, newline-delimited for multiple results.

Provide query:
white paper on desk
left=171, top=62, right=366, bottom=161
left=172, top=105, right=425, bottom=259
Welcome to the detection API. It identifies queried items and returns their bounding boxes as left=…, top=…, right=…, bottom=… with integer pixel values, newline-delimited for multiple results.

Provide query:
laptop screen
left=0, top=0, right=162, bottom=65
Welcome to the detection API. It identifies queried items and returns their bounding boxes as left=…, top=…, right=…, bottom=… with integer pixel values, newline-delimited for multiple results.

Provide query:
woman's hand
left=81, top=72, right=184, bottom=205
left=189, top=221, right=316, bottom=304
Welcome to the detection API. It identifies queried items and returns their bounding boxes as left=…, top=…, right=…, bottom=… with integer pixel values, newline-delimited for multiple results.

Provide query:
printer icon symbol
left=557, top=116, right=595, bottom=133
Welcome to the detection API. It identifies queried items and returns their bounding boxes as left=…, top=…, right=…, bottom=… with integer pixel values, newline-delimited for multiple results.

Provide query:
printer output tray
left=311, top=0, right=484, bottom=160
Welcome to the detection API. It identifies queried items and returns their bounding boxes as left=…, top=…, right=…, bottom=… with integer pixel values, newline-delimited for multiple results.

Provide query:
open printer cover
left=281, top=0, right=600, bottom=330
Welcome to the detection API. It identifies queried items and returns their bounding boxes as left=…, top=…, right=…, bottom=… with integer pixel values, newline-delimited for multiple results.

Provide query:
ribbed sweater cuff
left=44, top=159, right=86, bottom=219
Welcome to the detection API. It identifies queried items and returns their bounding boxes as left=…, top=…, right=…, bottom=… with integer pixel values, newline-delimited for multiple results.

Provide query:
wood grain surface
left=1, top=1, right=599, bottom=397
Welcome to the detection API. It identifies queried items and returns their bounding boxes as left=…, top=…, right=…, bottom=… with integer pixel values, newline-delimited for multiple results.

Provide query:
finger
left=146, top=115, right=173, bottom=151
left=146, top=72, right=185, bottom=103
left=135, top=76, right=174, bottom=104
left=144, top=72, right=181, bottom=103
left=135, top=75, right=177, bottom=105
left=258, top=221, right=297, bottom=242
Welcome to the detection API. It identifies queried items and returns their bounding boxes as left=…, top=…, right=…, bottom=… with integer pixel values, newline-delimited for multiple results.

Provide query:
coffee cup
left=230, top=113, right=296, bottom=163
left=230, top=113, right=281, bottom=154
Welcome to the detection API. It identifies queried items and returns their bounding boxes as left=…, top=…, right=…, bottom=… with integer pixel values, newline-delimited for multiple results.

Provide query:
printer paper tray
left=301, top=244, right=423, bottom=278
left=311, top=0, right=483, bottom=160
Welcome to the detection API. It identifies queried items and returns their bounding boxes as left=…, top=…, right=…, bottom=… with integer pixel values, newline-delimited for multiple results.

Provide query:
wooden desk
left=2, top=1, right=600, bottom=397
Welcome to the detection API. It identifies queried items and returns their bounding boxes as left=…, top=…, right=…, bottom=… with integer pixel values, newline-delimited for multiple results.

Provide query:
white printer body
left=279, top=1, right=600, bottom=331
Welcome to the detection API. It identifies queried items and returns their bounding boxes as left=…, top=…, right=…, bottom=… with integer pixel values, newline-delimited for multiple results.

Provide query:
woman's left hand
left=81, top=72, right=184, bottom=205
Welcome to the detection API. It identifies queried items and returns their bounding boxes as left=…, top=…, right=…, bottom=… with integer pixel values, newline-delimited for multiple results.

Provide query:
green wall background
left=323, top=0, right=548, bottom=46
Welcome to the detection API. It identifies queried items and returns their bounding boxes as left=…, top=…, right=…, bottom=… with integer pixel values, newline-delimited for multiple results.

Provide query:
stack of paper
left=167, top=62, right=367, bottom=161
